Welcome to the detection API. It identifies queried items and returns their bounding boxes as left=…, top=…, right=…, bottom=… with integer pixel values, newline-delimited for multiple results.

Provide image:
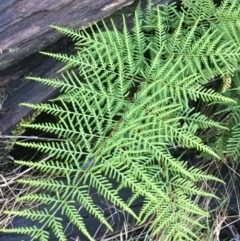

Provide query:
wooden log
left=0, top=0, right=137, bottom=70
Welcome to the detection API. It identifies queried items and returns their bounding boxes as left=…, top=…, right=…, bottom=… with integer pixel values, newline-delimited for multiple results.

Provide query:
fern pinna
left=2, top=0, right=240, bottom=240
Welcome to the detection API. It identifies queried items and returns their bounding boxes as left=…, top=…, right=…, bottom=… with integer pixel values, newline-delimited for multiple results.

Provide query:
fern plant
left=2, top=0, right=240, bottom=240
left=201, top=66, right=240, bottom=161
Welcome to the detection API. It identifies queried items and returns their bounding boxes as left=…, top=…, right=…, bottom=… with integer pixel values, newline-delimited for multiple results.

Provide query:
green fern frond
left=226, top=124, right=240, bottom=160
left=16, top=178, right=113, bottom=239
left=15, top=159, right=78, bottom=176
left=4, top=1, right=240, bottom=240
left=1, top=225, right=49, bottom=241
left=16, top=140, right=82, bottom=164
left=182, top=0, right=217, bottom=22
left=4, top=210, right=67, bottom=241
left=181, top=109, right=229, bottom=131
left=222, top=74, right=232, bottom=93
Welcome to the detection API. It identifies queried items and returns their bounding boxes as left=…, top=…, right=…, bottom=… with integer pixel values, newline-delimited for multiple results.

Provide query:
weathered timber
left=0, top=0, right=177, bottom=134
left=0, top=0, right=137, bottom=70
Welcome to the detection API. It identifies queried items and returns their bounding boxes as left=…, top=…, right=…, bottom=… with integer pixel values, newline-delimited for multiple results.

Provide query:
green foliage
left=204, top=66, right=240, bottom=161
left=2, top=0, right=240, bottom=240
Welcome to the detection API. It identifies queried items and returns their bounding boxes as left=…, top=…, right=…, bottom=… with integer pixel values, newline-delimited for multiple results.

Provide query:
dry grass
left=192, top=158, right=240, bottom=241
left=0, top=142, right=52, bottom=230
